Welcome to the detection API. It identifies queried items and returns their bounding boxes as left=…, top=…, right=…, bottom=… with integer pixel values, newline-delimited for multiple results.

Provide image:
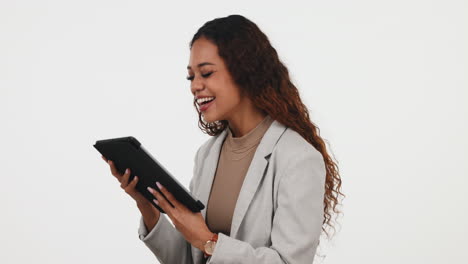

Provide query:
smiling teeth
left=196, top=96, right=215, bottom=105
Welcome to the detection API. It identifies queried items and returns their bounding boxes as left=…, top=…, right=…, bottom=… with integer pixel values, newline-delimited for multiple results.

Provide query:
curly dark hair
left=189, top=14, right=344, bottom=239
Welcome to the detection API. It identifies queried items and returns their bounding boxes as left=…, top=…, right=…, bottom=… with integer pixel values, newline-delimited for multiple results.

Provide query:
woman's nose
left=191, top=78, right=204, bottom=94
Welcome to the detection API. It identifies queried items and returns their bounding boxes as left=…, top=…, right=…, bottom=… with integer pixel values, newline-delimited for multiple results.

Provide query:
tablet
left=93, top=136, right=205, bottom=214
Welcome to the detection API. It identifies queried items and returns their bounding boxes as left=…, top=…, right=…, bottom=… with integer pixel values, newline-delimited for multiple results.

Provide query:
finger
left=148, top=186, right=174, bottom=214
left=108, top=160, right=122, bottom=179
left=120, top=168, right=131, bottom=187
left=156, top=182, right=183, bottom=209
left=125, top=175, right=140, bottom=197
left=128, top=175, right=138, bottom=188
left=127, top=176, right=151, bottom=205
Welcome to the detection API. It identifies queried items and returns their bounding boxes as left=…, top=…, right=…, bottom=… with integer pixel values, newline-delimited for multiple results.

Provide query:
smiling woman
left=132, top=14, right=344, bottom=264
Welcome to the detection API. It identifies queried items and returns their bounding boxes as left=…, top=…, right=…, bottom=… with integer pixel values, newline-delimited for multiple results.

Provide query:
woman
left=103, top=14, right=343, bottom=264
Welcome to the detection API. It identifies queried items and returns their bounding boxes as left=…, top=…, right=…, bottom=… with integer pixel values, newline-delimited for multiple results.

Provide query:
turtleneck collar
left=225, top=115, right=274, bottom=151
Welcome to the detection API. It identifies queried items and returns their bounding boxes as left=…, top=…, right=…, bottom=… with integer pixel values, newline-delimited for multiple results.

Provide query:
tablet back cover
left=93, top=136, right=205, bottom=214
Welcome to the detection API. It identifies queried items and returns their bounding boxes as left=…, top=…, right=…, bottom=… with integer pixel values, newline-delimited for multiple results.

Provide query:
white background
left=1, top=0, right=467, bottom=263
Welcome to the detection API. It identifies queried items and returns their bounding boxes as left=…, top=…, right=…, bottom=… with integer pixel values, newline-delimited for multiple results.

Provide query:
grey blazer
left=137, top=119, right=326, bottom=264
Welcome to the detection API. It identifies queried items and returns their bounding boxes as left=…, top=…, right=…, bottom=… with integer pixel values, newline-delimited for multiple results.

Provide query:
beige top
left=205, top=115, right=274, bottom=236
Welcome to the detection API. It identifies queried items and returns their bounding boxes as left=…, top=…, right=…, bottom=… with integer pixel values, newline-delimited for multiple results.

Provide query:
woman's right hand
left=101, top=155, right=152, bottom=206
left=101, top=155, right=160, bottom=231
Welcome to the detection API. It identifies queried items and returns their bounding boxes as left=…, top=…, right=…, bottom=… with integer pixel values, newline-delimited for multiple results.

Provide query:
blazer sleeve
left=206, top=147, right=326, bottom=264
left=137, top=146, right=203, bottom=264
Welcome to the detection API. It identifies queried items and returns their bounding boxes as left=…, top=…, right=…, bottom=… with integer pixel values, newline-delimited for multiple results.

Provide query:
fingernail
left=134, top=176, right=138, bottom=181
left=108, top=160, right=111, bottom=164
left=154, top=199, right=159, bottom=205
left=156, top=181, right=162, bottom=189
left=125, top=168, right=129, bottom=174
left=147, top=186, right=152, bottom=193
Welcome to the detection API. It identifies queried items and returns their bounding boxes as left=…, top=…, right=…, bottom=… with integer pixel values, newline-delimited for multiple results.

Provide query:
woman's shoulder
left=274, top=127, right=323, bottom=159
left=268, top=127, right=325, bottom=178
left=271, top=128, right=326, bottom=188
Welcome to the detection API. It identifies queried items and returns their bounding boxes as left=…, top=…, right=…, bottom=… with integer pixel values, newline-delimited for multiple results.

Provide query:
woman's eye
left=186, top=72, right=213, bottom=81
left=202, top=72, right=213, bottom=78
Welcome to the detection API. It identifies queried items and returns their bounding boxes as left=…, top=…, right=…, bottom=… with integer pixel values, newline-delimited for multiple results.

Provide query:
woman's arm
left=138, top=212, right=193, bottom=264
left=206, top=147, right=326, bottom=263
left=137, top=200, right=160, bottom=231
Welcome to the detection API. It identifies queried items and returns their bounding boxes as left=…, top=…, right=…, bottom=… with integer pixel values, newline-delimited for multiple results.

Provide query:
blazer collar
left=197, top=118, right=288, bottom=238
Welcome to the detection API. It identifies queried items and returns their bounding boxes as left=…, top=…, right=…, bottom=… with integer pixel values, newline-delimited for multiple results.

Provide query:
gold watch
left=203, top=233, right=218, bottom=258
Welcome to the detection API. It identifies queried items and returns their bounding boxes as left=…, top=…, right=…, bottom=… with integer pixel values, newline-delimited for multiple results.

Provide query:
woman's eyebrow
left=187, top=62, right=215, bottom=70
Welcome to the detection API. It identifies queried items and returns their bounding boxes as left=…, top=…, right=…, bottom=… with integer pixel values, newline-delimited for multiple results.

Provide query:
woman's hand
left=101, top=155, right=160, bottom=232
left=101, top=155, right=151, bottom=206
left=147, top=182, right=215, bottom=251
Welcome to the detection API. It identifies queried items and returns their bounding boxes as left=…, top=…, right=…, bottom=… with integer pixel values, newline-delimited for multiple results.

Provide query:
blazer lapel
left=229, top=120, right=287, bottom=238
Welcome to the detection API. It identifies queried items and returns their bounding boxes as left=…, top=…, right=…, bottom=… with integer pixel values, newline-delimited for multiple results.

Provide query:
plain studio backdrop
left=1, top=0, right=467, bottom=263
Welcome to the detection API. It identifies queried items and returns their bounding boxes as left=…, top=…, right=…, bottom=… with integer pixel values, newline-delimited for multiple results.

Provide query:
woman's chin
left=202, top=112, right=219, bottom=124
left=201, top=113, right=212, bottom=123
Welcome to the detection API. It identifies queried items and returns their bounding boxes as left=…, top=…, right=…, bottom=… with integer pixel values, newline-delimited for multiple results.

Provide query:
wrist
left=137, top=202, right=160, bottom=220
left=201, top=232, right=218, bottom=257
left=198, top=231, right=216, bottom=251
left=137, top=200, right=158, bottom=212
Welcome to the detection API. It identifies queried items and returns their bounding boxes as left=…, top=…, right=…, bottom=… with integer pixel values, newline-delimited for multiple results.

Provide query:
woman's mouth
left=199, top=97, right=215, bottom=112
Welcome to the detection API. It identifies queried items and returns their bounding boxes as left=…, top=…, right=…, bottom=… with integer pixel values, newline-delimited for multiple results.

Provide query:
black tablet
left=93, top=136, right=205, bottom=214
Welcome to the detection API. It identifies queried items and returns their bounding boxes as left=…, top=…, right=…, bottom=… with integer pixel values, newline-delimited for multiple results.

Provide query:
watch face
left=205, top=241, right=216, bottom=255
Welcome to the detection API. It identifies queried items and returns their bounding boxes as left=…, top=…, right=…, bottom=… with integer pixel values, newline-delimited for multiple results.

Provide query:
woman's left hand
left=147, top=182, right=215, bottom=251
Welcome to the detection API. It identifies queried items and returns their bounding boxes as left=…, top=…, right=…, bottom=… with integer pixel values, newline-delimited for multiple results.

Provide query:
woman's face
left=188, top=37, right=245, bottom=123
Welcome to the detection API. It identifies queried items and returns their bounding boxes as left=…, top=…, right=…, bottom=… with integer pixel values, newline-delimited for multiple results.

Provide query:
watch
left=203, top=233, right=218, bottom=258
